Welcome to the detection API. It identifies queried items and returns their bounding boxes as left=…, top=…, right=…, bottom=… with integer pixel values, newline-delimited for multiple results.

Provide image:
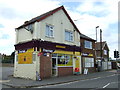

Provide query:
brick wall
left=80, top=38, right=96, bottom=73
left=87, top=67, right=96, bottom=73
left=58, top=67, right=73, bottom=76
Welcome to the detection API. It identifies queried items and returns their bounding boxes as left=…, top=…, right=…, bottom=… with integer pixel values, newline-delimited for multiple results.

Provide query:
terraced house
left=14, top=6, right=82, bottom=80
left=80, top=34, right=96, bottom=74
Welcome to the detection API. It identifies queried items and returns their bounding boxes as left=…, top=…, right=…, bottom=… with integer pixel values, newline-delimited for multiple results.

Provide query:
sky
left=0, top=0, right=119, bottom=59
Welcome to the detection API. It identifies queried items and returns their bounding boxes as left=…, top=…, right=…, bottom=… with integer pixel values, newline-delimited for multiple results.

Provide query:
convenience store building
left=14, top=6, right=81, bottom=80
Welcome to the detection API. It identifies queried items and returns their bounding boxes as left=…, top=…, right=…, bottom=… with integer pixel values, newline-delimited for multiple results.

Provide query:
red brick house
left=95, top=41, right=109, bottom=62
left=80, top=33, right=96, bottom=73
left=95, top=41, right=110, bottom=70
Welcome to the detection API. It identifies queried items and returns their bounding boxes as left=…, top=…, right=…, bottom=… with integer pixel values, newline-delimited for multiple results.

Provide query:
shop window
left=58, top=54, right=73, bottom=66
left=52, top=53, right=57, bottom=57
left=84, top=58, right=94, bottom=67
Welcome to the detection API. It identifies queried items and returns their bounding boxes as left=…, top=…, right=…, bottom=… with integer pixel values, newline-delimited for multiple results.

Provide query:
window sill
left=65, top=40, right=74, bottom=43
left=84, top=48, right=93, bottom=50
left=45, top=36, right=54, bottom=39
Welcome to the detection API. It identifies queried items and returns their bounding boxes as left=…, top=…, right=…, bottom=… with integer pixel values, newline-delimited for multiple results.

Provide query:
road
left=38, top=74, right=120, bottom=89
left=1, top=66, right=120, bottom=89
left=0, top=66, right=14, bottom=88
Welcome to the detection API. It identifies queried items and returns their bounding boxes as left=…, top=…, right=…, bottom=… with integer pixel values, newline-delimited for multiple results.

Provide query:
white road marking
left=36, top=77, right=102, bottom=88
left=103, top=83, right=110, bottom=88
left=89, top=77, right=101, bottom=80
left=105, top=74, right=116, bottom=77
left=0, top=80, right=10, bottom=83
left=37, top=81, right=80, bottom=88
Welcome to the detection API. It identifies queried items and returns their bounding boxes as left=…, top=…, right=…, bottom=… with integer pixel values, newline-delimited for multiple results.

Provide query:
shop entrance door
left=52, top=57, right=57, bottom=76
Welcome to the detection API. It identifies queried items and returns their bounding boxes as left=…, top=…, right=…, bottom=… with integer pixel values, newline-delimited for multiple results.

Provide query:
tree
left=1, top=51, right=15, bottom=63
left=10, top=51, right=15, bottom=63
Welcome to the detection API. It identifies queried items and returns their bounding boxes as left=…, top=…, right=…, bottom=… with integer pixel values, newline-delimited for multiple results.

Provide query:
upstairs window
left=46, top=25, right=54, bottom=37
left=65, top=30, right=73, bottom=42
left=104, top=50, right=107, bottom=55
left=27, top=24, right=33, bottom=31
left=25, top=24, right=34, bottom=33
left=84, top=40, right=92, bottom=49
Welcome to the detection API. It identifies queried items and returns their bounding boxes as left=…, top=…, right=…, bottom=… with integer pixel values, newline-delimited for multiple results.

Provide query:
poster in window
left=58, top=54, right=72, bottom=66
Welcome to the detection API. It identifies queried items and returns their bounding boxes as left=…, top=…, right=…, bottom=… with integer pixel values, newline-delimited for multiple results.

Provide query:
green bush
left=1, top=56, right=14, bottom=63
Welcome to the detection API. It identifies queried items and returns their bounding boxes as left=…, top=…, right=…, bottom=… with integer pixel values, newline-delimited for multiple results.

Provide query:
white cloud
left=0, top=0, right=119, bottom=59
left=65, top=0, right=118, bottom=59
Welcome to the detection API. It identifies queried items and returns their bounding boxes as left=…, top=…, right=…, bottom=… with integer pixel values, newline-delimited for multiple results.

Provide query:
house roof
left=95, top=41, right=109, bottom=50
left=16, top=6, right=80, bottom=34
left=80, top=33, right=96, bottom=41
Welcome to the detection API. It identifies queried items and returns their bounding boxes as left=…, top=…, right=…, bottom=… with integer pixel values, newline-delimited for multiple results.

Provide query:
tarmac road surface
left=37, top=74, right=119, bottom=89
left=0, top=66, right=14, bottom=88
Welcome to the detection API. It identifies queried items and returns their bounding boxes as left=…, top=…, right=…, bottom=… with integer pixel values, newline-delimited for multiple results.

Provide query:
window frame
left=57, top=54, right=73, bottom=67
left=84, top=58, right=94, bottom=67
left=45, top=24, right=54, bottom=38
left=65, top=30, right=74, bottom=42
left=84, top=40, right=92, bottom=49
left=104, top=50, right=107, bottom=55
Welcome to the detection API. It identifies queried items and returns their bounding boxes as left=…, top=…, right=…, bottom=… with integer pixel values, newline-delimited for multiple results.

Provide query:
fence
left=102, top=61, right=111, bottom=70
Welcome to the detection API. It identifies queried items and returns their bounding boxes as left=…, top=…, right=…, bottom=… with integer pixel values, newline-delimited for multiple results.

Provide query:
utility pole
left=100, top=29, right=102, bottom=71
left=100, top=29, right=102, bottom=59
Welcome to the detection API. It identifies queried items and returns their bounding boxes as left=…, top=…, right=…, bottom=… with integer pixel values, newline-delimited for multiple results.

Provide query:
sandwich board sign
left=84, top=68, right=88, bottom=74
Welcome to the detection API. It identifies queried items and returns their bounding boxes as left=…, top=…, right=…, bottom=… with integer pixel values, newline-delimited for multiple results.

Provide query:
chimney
left=24, top=21, right=29, bottom=24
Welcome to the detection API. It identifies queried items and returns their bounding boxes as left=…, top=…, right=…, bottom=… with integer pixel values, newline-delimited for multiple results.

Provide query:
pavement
left=2, top=69, right=120, bottom=88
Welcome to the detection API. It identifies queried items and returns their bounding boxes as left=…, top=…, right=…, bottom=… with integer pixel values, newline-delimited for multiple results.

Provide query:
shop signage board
left=56, top=45, right=66, bottom=49
left=43, top=49, right=54, bottom=53
left=18, top=48, right=34, bottom=64
left=84, top=68, right=88, bottom=74
left=18, top=49, right=27, bottom=53
left=82, top=53, right=93, bottom=56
